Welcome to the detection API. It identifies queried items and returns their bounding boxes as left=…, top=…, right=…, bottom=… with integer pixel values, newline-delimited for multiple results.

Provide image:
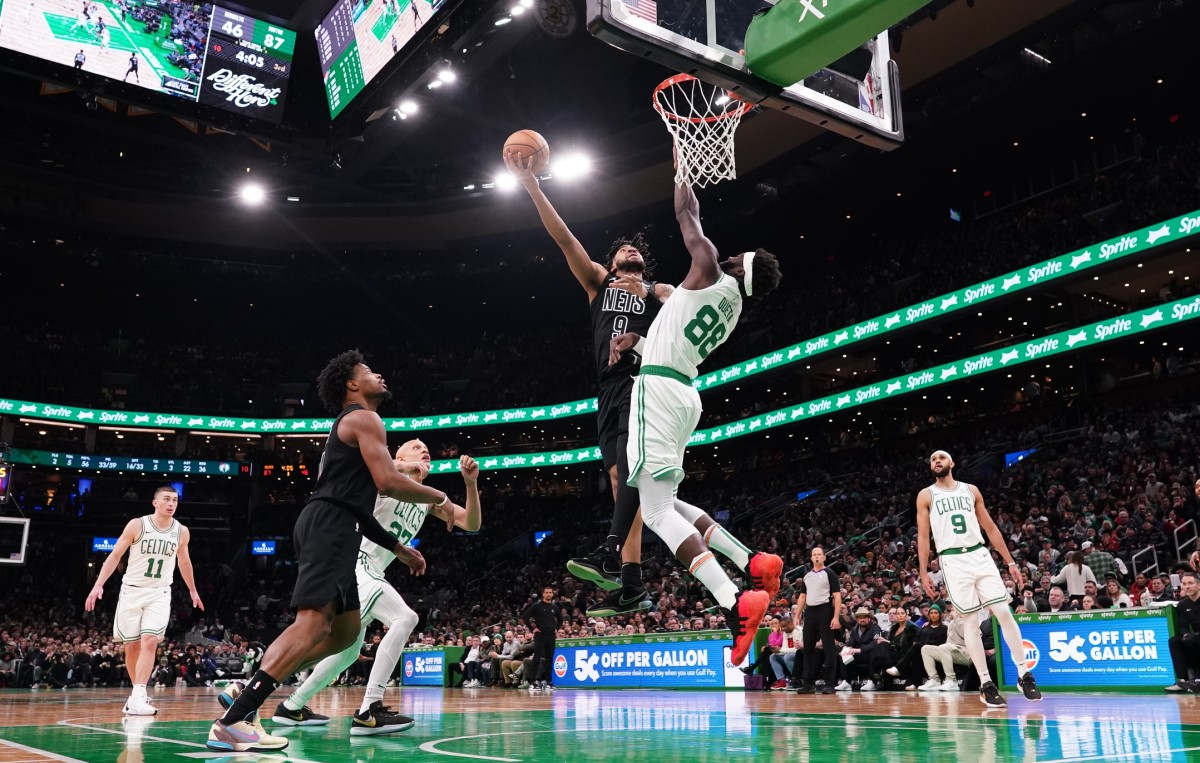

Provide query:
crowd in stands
left=5, top=386, right=1198, bottom=692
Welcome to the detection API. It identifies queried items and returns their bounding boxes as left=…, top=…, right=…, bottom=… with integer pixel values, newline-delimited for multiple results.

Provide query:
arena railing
left=10, top=291, right=1200, bottom=477
left=2, top=208, right=1195, bottom=437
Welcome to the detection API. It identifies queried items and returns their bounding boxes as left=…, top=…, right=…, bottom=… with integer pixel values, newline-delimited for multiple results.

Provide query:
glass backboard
left=587, top=0, right=904, bottom=148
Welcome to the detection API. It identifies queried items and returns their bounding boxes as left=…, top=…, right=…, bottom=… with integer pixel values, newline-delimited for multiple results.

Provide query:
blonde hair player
left=251, top=440, right=480, bottom=735
left=916, top=450, right=1042, bottom=707
left=85, top=485, right=203, bottom=716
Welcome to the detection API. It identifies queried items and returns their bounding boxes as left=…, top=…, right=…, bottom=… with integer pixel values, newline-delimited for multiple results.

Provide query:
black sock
left=621, top=562, right=643, bottom=590
left=220, top=670, right=281, bottom=725
left=605, top=535, right=620, bottom=554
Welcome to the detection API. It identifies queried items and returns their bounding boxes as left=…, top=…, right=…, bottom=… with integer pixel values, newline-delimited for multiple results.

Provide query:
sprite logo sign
left=2, top=209, right=1195, bottom=443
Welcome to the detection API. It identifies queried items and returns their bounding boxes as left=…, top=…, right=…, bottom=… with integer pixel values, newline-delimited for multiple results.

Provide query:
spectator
left=1082, top=541, right=1120, bottom=582
left=769, top=617, right=800, bottom=689
left=1105, top=577, right=1132, bottom=608
left=1051, top=551, right=1097, bottom=605
left=881, top=606, right=920, bottom=688
left=837, top=607, right=885, bottom=692
left=1166, top=571, right=1200, bottom=692
left=742, top=617, right=782, bottom=679
left=1046, top=587, right=1074, bottom=613
left=918, top=609, right=970, bottom=691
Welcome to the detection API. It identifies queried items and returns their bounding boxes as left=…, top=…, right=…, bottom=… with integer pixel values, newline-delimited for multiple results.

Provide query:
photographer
left=1167, top=571, right=1200, bottom=692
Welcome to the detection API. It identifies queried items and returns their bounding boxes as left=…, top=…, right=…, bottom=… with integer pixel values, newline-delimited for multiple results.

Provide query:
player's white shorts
left=626, top=373, right=702, bottom=487
left=939, top=547, right=1008, bottom=613
left=356, top=565, right=414, bottom=626
left=113, top=584, right=171, bottom=642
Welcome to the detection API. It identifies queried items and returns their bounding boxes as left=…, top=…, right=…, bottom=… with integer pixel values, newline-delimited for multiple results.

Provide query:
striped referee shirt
left=800, top=567, right=840, bottom=606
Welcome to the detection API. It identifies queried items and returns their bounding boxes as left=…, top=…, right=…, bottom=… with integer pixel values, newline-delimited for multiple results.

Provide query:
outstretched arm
left=675, top=182, right=721, bottom=291
left=429, top=456, right=482, bottom=532
left=505, top=152, right=608, bottom=299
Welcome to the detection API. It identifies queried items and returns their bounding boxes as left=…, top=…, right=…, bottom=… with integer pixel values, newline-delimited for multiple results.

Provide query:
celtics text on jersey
left=927, top=481, right=985, bottom=552
left=121, top=516, right=182, bottom=588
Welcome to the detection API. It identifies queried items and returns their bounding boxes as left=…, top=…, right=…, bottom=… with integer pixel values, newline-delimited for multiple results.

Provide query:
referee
left=794, top=547, right=842, bottom=694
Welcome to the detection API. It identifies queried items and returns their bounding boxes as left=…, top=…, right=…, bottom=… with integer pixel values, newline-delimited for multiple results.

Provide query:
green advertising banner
left=18, top=293, right=1197, bottom=476
left=1, top=209, right=1194, bottom=434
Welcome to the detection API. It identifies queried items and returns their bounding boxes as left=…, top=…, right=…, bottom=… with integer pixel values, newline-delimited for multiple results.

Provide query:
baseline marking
left=0, top=739, right=88, bottom=763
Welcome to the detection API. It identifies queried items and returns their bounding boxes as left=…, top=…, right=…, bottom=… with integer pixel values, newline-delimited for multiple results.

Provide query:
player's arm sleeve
left=354, top=505, right=401, bottom=550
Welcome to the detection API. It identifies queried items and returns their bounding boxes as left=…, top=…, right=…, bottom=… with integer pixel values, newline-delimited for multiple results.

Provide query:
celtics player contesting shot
left=85, top=486, right=203, bottom=716
left=261, top=439, right=480, bottom=735
left=917, top=450, right=1042, bottom=707
left=608, top=181, right=783, bottom=666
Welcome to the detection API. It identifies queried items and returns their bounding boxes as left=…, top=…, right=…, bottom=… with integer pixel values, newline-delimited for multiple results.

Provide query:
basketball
left=504, top=129, right=549, bottom=174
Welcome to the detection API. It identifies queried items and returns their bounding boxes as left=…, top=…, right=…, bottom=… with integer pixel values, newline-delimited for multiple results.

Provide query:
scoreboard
left=199, top=6, right=296, bottom=122
left=0, top=2, right=297, bottom=124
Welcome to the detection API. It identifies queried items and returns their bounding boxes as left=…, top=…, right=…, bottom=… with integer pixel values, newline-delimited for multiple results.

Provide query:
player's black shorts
left=290, top=500, right=361, bottom=614
left=597, top=375, right=635, bottom=470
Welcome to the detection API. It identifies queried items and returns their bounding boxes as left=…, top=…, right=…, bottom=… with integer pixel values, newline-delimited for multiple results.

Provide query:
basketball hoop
left=653, top=73, right=753, bottom=188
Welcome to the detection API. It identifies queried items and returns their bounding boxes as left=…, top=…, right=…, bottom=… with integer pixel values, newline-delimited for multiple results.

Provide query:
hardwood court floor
left=3, top=685, right=1200, bottom=762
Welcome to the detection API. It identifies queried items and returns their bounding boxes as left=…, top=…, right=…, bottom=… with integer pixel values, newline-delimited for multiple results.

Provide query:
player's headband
left=931, top=450, right=953, bottom=462
left=742, top=251, right=757, bottom=297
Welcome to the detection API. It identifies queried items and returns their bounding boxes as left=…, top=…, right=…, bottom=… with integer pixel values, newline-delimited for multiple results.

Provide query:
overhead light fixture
left=398, top=99, right=418, bottom=115
left=463, top=184, right=476, bottom=190
left=239, top=182, right=266, bottom=206
left=494, top=172, right=517, bottom=191
left=437, top=67, right=456, bottom=83
left=427, top=80, right=443, bottom=89
left=510, top=4, right=525, bottom=14
left=494, top=15, right=511, bottom=25
left=552, top=153, right=592, bottom=181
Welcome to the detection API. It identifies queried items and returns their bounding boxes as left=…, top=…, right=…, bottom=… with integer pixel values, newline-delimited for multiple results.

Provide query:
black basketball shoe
left=566, top=544, right=622, bottom=591
left=979, top=681, right=1007, bottom=708
left=350, top=701, right=415, bottom=736
left=587, top=586, right=652, bottom=617
left=1018, top=672, right=1042, bottom=701
left=271, top=701, right=330, bottom=726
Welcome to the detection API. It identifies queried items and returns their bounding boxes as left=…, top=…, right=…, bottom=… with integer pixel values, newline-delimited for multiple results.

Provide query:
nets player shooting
left=84, top=486, right=203, bottom=716
left=269, top=441, right=480, bottom=735
left=609, top=181, right=782, bottom=665
left=505, top=150, right=669, bottom=617
left=917, top=450, right=1042, bottom=707
left=206, top=351, right=453, bottom=752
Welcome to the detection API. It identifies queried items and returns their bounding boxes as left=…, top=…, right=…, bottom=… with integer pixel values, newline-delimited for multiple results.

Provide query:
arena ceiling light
left=398, top=99, right=418, bottom=115
left=552, top=153, right=592, bottom=181
left=239, top=182, right=266, bottom=206
left=437, top=67, right=456, bottom=83
left=493, top=172, right=518, bottom=191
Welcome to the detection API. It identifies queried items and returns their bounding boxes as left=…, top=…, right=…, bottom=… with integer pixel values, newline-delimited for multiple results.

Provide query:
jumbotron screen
left=315, top=0, right=447, bottom=118
left=0, top=1, right=296, bottom=123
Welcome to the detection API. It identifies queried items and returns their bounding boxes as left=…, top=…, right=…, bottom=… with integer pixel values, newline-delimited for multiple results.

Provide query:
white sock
left=991, top=605, right=1030, bottom=679
left=689, top=552, right=738, bottom=610
left=702, top=523, right=752, bottom=570
left=961, top=611, right=991, bottom=684
left=132, top=683, right=146, bottom=697
left=285, top=638, right=362, bottom=712
left=360, top=614, right=415, bottom=714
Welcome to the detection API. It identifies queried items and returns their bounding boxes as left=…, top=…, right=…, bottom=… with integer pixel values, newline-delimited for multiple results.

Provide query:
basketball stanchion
left=653, top=73, right=753, bottom=187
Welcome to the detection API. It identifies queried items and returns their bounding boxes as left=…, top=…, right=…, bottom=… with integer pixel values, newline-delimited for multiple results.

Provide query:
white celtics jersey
left=359, top=494, right=431, bottom=576
left=122, top=516, right=182, bottom=588
left=927, top=481, right=985, bottom=552
left=641, top=274, right=743, bottom=378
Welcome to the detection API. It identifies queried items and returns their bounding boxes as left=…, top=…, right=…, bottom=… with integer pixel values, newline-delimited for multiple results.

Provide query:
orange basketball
left=504, top=129, right=550, bottom=174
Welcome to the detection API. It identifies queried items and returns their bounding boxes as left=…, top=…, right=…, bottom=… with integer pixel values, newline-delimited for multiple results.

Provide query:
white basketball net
left=653, top=74, right=752, bottom=188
